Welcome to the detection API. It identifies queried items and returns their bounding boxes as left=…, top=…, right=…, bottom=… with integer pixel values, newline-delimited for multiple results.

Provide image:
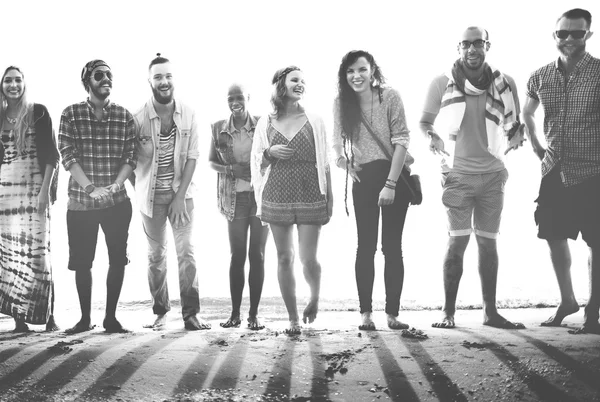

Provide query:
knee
left=475, top=236, right=497, bottom=255
left=277, top=250, right=294, bottom=267
left=248, top=249, right=265, bottom=266
left=299, top=255, right=319, bottom=269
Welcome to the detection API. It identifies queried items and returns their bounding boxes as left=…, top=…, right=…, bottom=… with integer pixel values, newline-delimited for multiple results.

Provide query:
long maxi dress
left=0, top=126, right=53, bottom=324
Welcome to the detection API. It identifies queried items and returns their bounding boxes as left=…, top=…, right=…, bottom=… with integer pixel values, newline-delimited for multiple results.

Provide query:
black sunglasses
left=93, top=70, right=113, bottom=81
left=555, top=30, right=588, bottom=40
left=458, top=39, right=488, bottom=49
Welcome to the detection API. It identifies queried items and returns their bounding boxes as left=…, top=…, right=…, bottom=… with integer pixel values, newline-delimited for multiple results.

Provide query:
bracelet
left=263, top=147, right=275, bottom=162
left=225, top=165, right=233, bottom=176
left=384, top=183, right=396, bottom=190
left=335, top=155, right=346, bottom=168
left=386, top=178, right=397, bottom=184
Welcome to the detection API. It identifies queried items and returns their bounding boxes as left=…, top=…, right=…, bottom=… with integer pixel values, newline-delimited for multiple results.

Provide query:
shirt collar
left=146, top=97, right=180, bottom=120
left=227, top=114, right=253, bottom=134
left=86, top=98, right=111, bottom=110
left=555, top=51, right=592, bottom=72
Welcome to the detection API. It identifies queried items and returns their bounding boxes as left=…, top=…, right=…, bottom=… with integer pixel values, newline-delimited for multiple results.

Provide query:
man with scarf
left=59, top=59, right=137, bottom=334
left=419, top=26, right=525, bottom=329
left=524, top=8, right=600, bottom=335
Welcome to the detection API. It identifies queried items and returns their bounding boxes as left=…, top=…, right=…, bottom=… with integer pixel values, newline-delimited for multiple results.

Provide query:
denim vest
left=211, top=114, right=259, bottom=221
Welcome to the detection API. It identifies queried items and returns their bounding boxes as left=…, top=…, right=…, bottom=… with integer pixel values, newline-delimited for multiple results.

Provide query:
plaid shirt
left=526, top=52, right=600, bottom=187
left=59, top=99, right=137, bottom=209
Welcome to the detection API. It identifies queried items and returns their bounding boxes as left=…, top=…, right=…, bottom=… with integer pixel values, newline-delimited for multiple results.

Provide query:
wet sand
left=1, top=303, right=599, bottom=401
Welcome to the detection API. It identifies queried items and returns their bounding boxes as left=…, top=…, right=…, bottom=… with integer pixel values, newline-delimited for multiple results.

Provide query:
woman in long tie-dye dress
left=0, top=66, right=60, bottom=332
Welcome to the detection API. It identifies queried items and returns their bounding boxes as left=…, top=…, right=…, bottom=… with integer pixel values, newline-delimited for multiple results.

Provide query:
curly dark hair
left=335, top=50, right=386, bottom=214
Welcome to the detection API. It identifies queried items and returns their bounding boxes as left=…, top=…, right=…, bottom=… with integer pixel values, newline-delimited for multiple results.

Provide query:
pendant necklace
left=6, top=115, right=17, bottom=124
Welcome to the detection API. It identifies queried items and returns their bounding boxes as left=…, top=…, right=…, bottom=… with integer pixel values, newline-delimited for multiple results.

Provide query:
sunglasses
left=458, top=39, right=488, bottom=49
left=93, top=70, right=113, bottom=81
left=555, top=30, right=588, bottom=39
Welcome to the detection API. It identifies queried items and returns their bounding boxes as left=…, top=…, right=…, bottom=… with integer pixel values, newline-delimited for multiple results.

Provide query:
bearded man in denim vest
left=132, top=54, right=209, bottom=331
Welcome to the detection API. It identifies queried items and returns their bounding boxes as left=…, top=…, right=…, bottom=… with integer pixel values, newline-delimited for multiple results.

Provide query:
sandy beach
left=1, top=300, right=599, bottom=402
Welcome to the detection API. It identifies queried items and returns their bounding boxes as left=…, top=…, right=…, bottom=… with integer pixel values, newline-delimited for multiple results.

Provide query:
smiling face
left=284, top=70, right=305, bottom=101
left=149, top=62, right=174, bottom=104
left=458, top=27, right=490, bottom=71
left=89, top=66, right=112, bottom=100
left=227, top=85, right=249, bottom=119
left=346, top=56, right=373, bottom=94
left=554, top=17, right=591, bottom=60
left=2, top=69, right=25, bottom=101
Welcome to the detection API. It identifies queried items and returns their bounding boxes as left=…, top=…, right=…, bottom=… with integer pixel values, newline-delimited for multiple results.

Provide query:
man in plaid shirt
left=524, top=8, right=600, bottom=334
left=58, top=59, right=137, bottom=334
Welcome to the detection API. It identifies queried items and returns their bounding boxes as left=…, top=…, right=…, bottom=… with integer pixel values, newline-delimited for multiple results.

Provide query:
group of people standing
left=0, top=8, right=598, bottom=336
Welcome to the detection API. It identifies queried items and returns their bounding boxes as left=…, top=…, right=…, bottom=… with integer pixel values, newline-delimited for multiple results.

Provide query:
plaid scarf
left=440, top=60, right=518, bottom=164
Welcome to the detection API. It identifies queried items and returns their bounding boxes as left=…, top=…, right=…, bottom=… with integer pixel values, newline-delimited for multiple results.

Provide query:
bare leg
left=13, top=318, right=30, bottom=332
left=271, top=224, right=300, bottom=334
left=298, top=225, right=322, bottom=324
left=221, top=217, right=249, bottom=328
left=104, top=265, right=129, bottom=333
left=247, top=217, right=268, bottom=330
left=432, top=235, right=469, bottom=329
left=542, top=239, right=580, bottom=326
left=477, top=236, right=524, bottom=329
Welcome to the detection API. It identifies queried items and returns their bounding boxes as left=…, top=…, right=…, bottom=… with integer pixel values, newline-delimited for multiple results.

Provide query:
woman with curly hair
left=0, top=66, right=60, bottom=332
left=251, top=66, right=332, bottom=334
left=333, top=50, right=414, bottom=330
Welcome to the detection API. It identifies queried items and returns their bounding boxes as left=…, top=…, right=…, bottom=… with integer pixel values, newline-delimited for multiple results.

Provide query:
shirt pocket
left=137, top=134, right=154, bottom=158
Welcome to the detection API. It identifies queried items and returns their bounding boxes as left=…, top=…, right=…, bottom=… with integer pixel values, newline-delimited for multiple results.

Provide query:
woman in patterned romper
left=251, top=66, right=333, bottom=334
left=0, top=66, right=60, bottom=332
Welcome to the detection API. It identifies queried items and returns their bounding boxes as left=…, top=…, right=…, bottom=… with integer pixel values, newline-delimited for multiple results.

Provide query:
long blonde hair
left=1, top=66, right=33, bottom=154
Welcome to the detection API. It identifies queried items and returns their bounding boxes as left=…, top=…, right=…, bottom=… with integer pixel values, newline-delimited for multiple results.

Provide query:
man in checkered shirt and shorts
left=59, top=60, right=137, bottom=334
left=420, top=26, right=526, bottom=329
left=524, top=8, right=600, bottom=334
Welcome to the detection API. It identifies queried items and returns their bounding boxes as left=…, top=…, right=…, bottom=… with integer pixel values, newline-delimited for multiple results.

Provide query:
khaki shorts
left=441, top=169, right=508, bottom=239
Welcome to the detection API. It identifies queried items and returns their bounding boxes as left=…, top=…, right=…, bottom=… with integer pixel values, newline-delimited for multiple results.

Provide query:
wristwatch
left=84, top=184, right=95, bottom=194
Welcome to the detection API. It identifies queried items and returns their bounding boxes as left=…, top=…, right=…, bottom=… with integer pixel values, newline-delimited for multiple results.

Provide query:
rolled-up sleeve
left=58, top=110, right=80, bottom=171
left=121, top=115, right=138, bottom=169
left=332, top=98, right=344, bottom=150
left=388, top=89, right=410, bottom=149
left=186, top=111, right=200, bottom=160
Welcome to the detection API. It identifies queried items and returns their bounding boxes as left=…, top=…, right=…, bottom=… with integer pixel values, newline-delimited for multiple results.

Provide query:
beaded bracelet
left=384, top=183, right=396, bottom=190
left=263, top=147, right=275, bottom=162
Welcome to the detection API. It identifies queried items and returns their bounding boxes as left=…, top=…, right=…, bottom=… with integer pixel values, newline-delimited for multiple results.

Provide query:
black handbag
left=359, top=114, right=422, bottom=205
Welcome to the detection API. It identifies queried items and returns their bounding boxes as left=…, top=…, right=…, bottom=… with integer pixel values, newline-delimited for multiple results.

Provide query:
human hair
left=270, top=66, right=301, bottom=120
left=1, top=66, right=33, bottom=154
left=149, top=53, right=170, bottom=71
left=335, top=50, right=386, bottom=214
left=558, top=8, right=592, bottom=27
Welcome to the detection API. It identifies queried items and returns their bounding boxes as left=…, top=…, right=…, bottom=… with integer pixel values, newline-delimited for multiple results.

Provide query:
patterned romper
left=0, top=128, right=53, bottom=324
left=261, top=119, right=329, bottom=225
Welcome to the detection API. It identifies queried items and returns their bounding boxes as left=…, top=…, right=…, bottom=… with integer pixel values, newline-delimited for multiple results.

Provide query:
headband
left=272, top=67, right=300, bottom=84
left=81, top=59, right=110, bottom=85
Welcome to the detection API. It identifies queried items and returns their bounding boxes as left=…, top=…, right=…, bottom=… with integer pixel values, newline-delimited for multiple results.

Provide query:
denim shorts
left=233, top=191, right=257, bottom=220
left=66, top=200, right=132, bottom=270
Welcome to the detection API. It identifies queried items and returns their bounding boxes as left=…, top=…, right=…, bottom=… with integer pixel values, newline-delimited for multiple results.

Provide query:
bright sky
left=6, top=0, right=600, bottom=309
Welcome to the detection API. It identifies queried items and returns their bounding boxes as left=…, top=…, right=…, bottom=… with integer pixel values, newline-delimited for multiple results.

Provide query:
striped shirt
left=526, top=52, right=600, bottom=187
left=156, top=123, right=176, bottom=192
left=59, top=99, right=137, bottom=209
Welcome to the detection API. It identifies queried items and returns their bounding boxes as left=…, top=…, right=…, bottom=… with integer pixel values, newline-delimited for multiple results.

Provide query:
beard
left=90, top=82, right=110, bottom=100
left=152, top=85, right=173, bottom=105
left=558, top=42, right=586, bottom=59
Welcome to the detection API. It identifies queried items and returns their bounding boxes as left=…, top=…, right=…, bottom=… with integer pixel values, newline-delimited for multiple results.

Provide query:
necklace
left=6, top=115, right=17, bottom=124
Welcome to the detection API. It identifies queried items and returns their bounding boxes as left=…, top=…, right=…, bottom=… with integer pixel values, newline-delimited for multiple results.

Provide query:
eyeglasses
left=93, top=70, right=113, bottom=81
left=555, top=30, right=588, bottom=39
left=458, top=39, right=488, bottom=49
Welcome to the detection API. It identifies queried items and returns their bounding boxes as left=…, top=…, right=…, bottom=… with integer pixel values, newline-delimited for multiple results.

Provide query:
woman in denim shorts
left=209, top=83, right=269, bottom=330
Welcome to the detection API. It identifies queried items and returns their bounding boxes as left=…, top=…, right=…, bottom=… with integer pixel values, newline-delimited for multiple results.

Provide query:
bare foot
left=103, top=317, right=130, bottom=333
left=302, top=299, right=319, bottom=324
left=64, top=320, right=95, bottom=334
left=45, top=315, right=60, bottom=332
left=432, top=315, right=455, bottom=328
left=568, top=321, right=600, bottom=335
left=484, top=313, right=525, bottom=329
left=540, top=303, right=580, bottom=327
left=387, top=314, right=409, bottom=330
left=284, top=319, right=302, bottom=335
left=144, top=314, right=167, bottom=330
left=220, top=315, right=242, bottom=328
left=247, top=316, right=265, bottom=330
left=184, top=315, right=211, bottom=330
left=358, top=312, right=376, bottom=331
left=14, top=319, right=30, bottom=333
